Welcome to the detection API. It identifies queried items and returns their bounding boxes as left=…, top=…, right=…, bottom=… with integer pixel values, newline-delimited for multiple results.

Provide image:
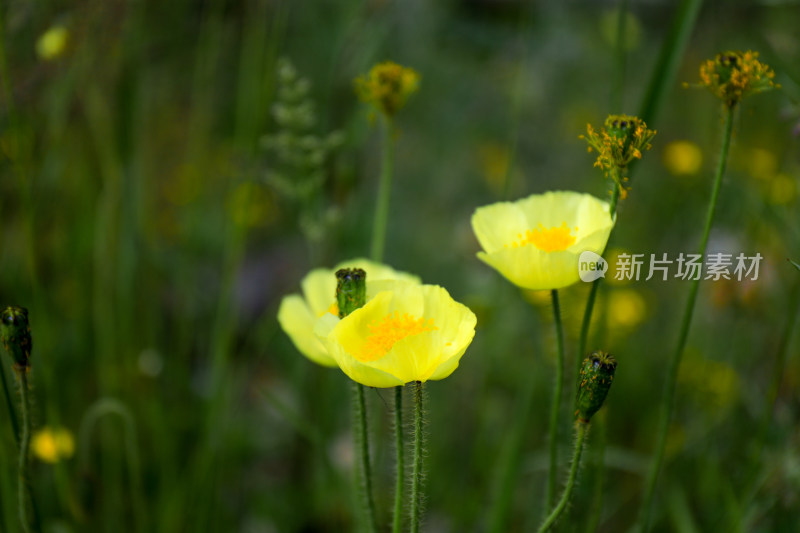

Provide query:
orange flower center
left=357, top=311, right=437, bottom=362
left=507, top=222, right=578, bottom=252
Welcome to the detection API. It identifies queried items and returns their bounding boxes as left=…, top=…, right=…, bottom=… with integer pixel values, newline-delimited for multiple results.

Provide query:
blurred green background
left=1, top=0, right=799, bottom=531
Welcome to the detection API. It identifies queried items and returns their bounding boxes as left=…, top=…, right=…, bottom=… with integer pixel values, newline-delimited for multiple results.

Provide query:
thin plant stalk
left=0, top=361, right=20, bottom=445
left=546, top=289, right=566, bottom=510
left=392, top=385, right=405, bottom=533
left=353, top=382, right=377, bottom=533
left=370, top=116, right=395, bottom=263
left=637, top=105, right=735, bottom=532
left=16, top=370, right=32, bottom=533
left=538, top=422, right=589, bottom=533
left=410, top=381, right=425, bottom=533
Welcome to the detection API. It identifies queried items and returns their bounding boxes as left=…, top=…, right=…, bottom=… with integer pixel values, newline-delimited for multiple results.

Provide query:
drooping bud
left=575, top=351, right=617, bottom=423
left=1, top=306, right=32, bottom=370
left=580, top=114, right=656, bottom=199
left=693, top=50, right=778, bottom=108
left=354, top=61, right=420, bottom=119
left=336, top=268, right=367, bottom=318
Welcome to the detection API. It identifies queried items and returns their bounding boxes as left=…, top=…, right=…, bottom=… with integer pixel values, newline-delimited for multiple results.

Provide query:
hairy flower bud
left=336, top=268, right=367, bottom=318
left=1, top=306, right=32, bottom=370
left=575, top=351, right=617, bottom=423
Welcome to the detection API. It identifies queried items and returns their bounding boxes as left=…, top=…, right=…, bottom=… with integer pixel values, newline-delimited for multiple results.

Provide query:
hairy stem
left=538, top=422, right=589, bottom=533
left=16, top=371, right=32, bottom=533
left=410, top=381, right=426, bottom=533
left=392, top=386, right=405, bottom=533
left=353, top=382, right=377, bottom=533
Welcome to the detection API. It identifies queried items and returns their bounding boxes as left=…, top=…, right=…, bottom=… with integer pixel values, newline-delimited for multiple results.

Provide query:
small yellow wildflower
left=663, top=140, right=702, bottom=176
left=581, top=114, right=656, bottom=198
left=315, top=280, right=476, bottom=387
left=354, top=61, right=420, bottom=118
left=692, top=50, right=778, bottom=108
left=471, top=191, right=614, bottom=290
left=278, top=259, right=420, bottom=367
left=36, top=25, right=69, bottom=61
left=32, top=426, right=75, bottom=463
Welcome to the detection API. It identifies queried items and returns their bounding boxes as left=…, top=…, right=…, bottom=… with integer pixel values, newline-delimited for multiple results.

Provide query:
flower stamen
left=358, top=311, right=437, bottom=362
left=506, top=222, right=578, bottom=252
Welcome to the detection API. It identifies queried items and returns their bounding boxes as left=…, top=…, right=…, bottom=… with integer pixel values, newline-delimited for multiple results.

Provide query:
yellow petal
left=278, top=294, right=337, bottom=367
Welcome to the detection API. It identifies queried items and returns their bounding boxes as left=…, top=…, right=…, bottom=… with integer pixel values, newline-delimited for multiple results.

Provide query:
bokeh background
left=1, top=0, right=799, bottom=531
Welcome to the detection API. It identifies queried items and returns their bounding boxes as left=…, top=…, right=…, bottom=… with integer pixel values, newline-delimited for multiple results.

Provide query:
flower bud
left=1, top=306, right=32, bottom=370
left=336, top=268, right=367, bottom=318
left=575, top=351, right=617, bottom=423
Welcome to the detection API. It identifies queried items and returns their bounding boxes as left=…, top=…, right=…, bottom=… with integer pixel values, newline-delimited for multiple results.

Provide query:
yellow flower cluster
left=354, top=61, right=420, bottom=118
left=695, top=50, right=778, bottom=108
left=581, top=115, right=656, bottom=197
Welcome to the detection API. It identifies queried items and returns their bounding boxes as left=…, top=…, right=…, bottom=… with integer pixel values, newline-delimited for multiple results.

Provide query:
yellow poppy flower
left=315, top=281, right=477, bottom=387
left=32, top=426, right=75, bottom=463
left=277, top=259, right=420, bottom=367
left=471, top=191, right=614, bottom=290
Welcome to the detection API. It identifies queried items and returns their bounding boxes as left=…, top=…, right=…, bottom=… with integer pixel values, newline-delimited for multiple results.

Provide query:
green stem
left=0, top=361, right=20, bottom=445
left=392, top=385, right=405, bottom=533
left=370, top=116, right=395, bottom=263
left=546, top=289, right=566, bottom=511
left=636, top=104, right=735, bottom=532
left=637, top=0, right=704, bottom=125
left=538, top=422, right=589, bottom=533
left=410, top=381, right=425, bottom=533
left=353, top=383, right=377, bottom=533
left=16, top=371, right=32, bottom=533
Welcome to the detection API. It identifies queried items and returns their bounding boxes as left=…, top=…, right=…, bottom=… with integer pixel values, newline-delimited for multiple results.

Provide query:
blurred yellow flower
left=607, top=289, right=647, bottom=329
left=663, top=140, right=702, bottom=176
left=278, top=259, right=420, bottom=367
left=315, top=281, right=476, bottom=387
left=471, top=191, right=614, bottom=290
left=694, top=50, right=778, bottom=107
left=354, top=61, right=420, bottom=118
left=32, top=426, right=75, bottom=463
left=36, top=25, right=69, bottom=60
